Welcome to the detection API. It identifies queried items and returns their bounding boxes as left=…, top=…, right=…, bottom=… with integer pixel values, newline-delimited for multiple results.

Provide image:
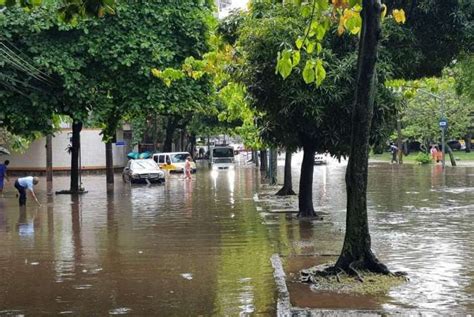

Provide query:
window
left=158, top=155, right=165, bottom=164
left=171, top=153, right=189, bottom=163
left=212, top=148, right=234, bottom=158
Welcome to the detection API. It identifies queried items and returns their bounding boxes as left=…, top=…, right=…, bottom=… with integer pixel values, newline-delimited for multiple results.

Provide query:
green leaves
left=295, top=37, right=304, bottom=49
left=302, top=61, right=315, bottom=84
left=276, top=50, right=293, bottom=79
left=315, top=59, right=326, bottom=86
left=302, top=58, right=326, bottom=86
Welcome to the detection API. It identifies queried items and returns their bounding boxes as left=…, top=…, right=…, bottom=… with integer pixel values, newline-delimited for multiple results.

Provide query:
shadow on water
left=0, top=159, right=472, bottom=315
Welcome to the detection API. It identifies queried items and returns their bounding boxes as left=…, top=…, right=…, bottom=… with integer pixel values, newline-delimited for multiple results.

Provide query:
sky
left=219, top=0, right=248, bottom=18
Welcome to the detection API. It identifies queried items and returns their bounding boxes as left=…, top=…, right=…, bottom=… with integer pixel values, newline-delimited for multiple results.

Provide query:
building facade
left=3, top=128, right=130, bottom=174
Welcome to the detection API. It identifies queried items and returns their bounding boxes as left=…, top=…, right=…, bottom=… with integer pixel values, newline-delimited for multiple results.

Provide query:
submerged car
left=122, top=159, right=166, bottom=184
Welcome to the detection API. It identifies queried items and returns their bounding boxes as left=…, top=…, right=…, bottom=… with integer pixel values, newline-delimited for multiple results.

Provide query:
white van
left=209, top=146, right=235, bottom=169
left=152, top=152, right=197, bottom=173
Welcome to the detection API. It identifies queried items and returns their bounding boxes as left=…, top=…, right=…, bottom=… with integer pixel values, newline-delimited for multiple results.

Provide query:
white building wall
left=4, top=129, right=127, bottom=171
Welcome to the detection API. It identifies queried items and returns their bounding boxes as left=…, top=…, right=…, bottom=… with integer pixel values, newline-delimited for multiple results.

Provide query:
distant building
left=3, top=127, right=131, bottom=174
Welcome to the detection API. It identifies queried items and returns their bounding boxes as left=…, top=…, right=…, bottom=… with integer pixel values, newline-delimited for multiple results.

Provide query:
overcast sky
left=219, top=0, right=248, bottom=18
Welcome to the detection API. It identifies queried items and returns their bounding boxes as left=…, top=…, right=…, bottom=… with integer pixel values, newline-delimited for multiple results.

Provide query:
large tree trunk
left=46, top=134, right=53, bottom=194
left=298, top=144, right=316, bottom=218
left=335, top=0, right=389, bottom=274
left=260, top=150, right=267, bottom=172
left=276, top=150, right=296, bottom=196
left=465, top=133, right=472, bottom=153
left=397, top=115, right=403, bottom=164
left=444, top=143, right=457, bottom=167
left=105, top=141, right=114, bottom=184
left=189, top=134, right=196, bottom=159
left=254, top=150, right=260, bottom=167
left=152, top=114, right=158, bottom=152
left=269, top=148, right=278, bottom=185
left=163, top=117, right=177, bottom=152
left=70, top=121, right=82, bottom=193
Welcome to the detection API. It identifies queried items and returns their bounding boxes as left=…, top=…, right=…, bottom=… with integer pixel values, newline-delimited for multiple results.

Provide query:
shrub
left=415, top=152, right=432, bottom=164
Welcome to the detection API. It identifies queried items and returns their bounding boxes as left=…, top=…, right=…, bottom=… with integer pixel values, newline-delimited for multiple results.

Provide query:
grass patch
left=371, top=151, right=474, bottom=163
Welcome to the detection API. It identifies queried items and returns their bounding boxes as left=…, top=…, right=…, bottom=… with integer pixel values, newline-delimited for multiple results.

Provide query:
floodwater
left=0, top=156, right=473, bottom=315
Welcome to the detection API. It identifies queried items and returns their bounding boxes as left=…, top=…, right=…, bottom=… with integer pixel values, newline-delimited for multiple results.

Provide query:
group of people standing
left=0, top=160, right=41, bottom=207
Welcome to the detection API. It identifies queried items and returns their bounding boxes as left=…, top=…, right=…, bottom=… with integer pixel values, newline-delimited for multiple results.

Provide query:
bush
left=415, top=152, right=432, bottom=164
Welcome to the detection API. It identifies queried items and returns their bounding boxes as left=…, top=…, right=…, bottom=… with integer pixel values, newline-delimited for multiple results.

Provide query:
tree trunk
left=70, top=121, right=82, bottom=193
left=269, top=148, right=278, bottom=185
left=397, top=116, right=403, bottom=164
left=46, top=134, right=53, bottom=194
left=46, top=134, right=53, bottom=182
left=152, top=114, right=158, bottom=152
left=260, top=150, right=267, bottom=172
left=105, top=141, right=114, bottom=184
left=298, top=144, right=316, bottom=218
left=465, top=133, right=472, bottom=153
left=444, top=143, right=457, bottom=167
left=335, top=0, right=390, bottom=274
left=190, top=134, right=196, bottom=159
left=163, top=117, right=177, bottom=152
left=180, top=129, right=185, bottom=152
left=276, top=150, right=296, bottom=196
left=254, top=150, right=259, bottom=167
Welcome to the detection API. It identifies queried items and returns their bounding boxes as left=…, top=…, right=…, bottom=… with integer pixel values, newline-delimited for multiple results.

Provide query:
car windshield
left=131, top=160, right=157, bottom=170
left=213, top=148, right=234, bottom=158
left=171, top=153, right=189, bottom=163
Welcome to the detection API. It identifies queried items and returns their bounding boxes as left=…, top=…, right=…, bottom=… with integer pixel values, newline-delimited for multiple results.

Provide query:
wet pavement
left=0, top=156, right=473, bottom=315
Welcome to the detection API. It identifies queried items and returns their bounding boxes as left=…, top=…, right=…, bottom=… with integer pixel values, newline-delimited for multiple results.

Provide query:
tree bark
left=46, top=134, right=53, bottom=182
left=46, top=134, right=53, bottom=194
left=465, top=133, right=472, bottom=153
left=260, top=150, right=267, bottom=172
left=70, top=121, right=82, bottom=193
left=298, top=144, right=316, bottom=218
left=397, top=116, right=403, bottom=164
left=105, top=141, right=114, bottom=184
left=276, top=150, right=296, bottom=196
left=254, top=150, right=260, bottom=167
left=189, top=134, right=196, bottom=159
left=335, top=0, right=390, bottom=274
left=444, top=143, right=457, bottom=167
left=152, top=113, right=158, bottom=152
left=269, top=148, right=278, bottom=185
left=163, top=117, right=177, bottom=152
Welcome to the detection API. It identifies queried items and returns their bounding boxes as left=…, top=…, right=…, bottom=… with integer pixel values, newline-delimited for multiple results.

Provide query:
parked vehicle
left=122, top=159, right=165, bottom=184
left=314, top=152, right=328, bottom=165
left=447, top=140, right=464, bottom=151
left=209, top=146, right=235, bottom=169
left=152, top=152, right=197, bottom=173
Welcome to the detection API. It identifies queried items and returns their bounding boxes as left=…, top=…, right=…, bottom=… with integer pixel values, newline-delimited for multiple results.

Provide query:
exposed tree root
left=300, top=263, right=407, bottom=295
left=299, top=258, right=408, bottom=295
left=296, top=210, right=323, bottom=220
left=275, top=186, right=296, bottom=196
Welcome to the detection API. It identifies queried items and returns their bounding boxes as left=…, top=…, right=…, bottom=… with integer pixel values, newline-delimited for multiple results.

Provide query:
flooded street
left=0, top=157, right=473, bottom=315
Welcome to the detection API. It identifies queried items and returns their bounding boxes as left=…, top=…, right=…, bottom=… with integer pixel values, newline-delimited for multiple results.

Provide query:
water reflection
left=0, top=163, right=472, bottom=314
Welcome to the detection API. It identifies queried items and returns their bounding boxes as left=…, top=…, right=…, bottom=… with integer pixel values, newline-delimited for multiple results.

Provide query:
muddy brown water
left=0, top=160, right=473, bottom=315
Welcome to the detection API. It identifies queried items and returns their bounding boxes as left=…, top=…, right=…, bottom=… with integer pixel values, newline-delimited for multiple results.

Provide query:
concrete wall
left=4, top=129, right=128, bottom=172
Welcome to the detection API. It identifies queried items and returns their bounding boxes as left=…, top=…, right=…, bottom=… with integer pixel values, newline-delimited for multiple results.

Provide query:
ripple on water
left=109, top=308, right=132, bottom=315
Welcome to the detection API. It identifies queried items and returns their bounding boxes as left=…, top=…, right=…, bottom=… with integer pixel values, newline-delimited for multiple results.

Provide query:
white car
left=122, top=159, right=166, bottom=184
left=314, top=152, right=328, bottom=165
